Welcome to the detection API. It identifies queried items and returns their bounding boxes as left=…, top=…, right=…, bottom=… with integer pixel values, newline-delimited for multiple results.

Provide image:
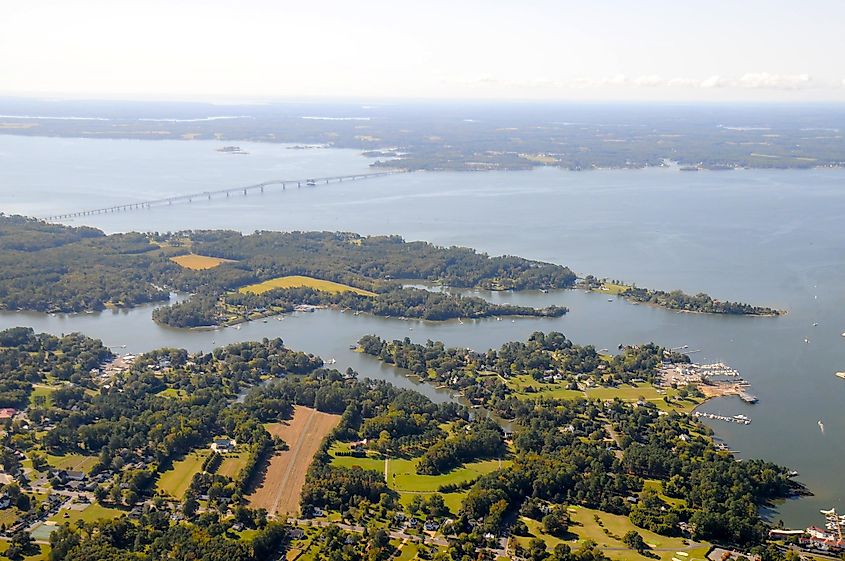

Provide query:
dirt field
left=247, top=406, right=340, bottom=516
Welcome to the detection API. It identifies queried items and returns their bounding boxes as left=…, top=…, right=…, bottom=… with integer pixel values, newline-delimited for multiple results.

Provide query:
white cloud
left=737, top=73, right=811, bottom=89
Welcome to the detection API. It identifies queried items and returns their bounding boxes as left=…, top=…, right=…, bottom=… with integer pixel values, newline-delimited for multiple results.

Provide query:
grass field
left=29, top=385, right=55, bottom=407
left=515, top=506, right=710, bottom=561
left=218, top=452, right=249, bottom=479
left=238, top=275, right=376, bottom=297
left=157, top=387, right=188, bottom=399
left=596, top=282, right=632, bottom=295
left=506, top=374, right=585, bottom=400
left=587, top=383, right=702, bottom=413
left=506, top=375, right=699, bottom=414
left=247, top=406, right=341, bottom=516
left=329, top=442, right=508, bottom=514
left=46, top=453, right=99, bottom=474
left=157, top=450, right=209, bottom=499
left=0, top=507, right=19, bottom=527
left=170, top=253, right=234, bottom=270
left=395, top=542, right=419, bottom=561
left=48, top=503, right=123, bottom=525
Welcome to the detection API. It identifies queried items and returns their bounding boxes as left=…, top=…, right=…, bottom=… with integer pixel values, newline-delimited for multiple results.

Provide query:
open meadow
left=170, top=253, right=234, bottom=270
left=238, top=275, right=376, bottom=297
left=515, top=506, right=710, bottom=561
left=156, top=450, right=209, bottom=499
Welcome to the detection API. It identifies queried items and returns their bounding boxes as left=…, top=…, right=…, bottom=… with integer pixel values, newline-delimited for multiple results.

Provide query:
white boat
left=835, top=372, right=845, bottom=380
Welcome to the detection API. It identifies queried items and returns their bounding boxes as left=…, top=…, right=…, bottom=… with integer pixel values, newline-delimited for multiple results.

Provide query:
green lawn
left=29, top=385, right=55, bottom=407
left=596, top=282, right=632, bottom=295
left=587, top=383, right=702, bottom=413
left=642, top=479, right=686, bottom=508
left=46, top=453, right=99, bottom=474
left=516, top=506, right=710, bottom=561
left=48, top=503, right=123, bottom=525
left=0, top=507, right=19, bottom=527
left=157, top=387, right=188, bottom=400
left=329, top=442, right=509, bottom=514
left=217, top=452, right=249, bottom=479
left=507, top=374, right=585, bottom=401
left=395, top=542, right=419, bottom=561
left=157, top=450, right=209, bottom=498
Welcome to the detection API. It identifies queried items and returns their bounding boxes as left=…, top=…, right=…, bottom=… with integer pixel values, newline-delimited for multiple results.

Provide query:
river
left=1, top=134, right=843, bottom=527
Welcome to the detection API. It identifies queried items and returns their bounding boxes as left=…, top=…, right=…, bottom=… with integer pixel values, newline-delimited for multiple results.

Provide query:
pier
left=41, top=170, right=403, bottom=221
left=694, top=411, right=751, bottom=425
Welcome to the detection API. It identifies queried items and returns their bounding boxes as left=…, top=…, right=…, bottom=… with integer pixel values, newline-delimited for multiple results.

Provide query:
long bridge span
left=42, top=170, right=401, bottom=221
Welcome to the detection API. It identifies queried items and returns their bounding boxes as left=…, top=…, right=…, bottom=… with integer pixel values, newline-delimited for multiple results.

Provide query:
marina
left=694, top=411, right=752, bottom=425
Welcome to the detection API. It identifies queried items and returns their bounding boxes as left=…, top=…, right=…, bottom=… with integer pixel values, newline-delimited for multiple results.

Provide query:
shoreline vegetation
left=0, top=216, right=779, bottom=327
left=581, top=276, right=783, bottom=317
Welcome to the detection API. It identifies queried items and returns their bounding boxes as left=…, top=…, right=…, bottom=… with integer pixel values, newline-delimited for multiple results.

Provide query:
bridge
left=42, top=170, right=401, bottom=221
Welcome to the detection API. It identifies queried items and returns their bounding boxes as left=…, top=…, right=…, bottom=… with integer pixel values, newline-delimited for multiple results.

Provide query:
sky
left=2, top=0, right=844, bottom=102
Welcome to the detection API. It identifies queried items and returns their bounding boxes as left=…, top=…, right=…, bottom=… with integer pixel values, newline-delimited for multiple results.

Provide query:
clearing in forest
left=170, top=253, right=234, bottom=270
left=238, top=275, right=376, bottom=297
left=247, top=406, right=340, bottom=516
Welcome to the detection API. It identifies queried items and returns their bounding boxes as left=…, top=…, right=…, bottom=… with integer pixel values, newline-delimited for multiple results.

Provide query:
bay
left=0, top=134, right=843, bottom=527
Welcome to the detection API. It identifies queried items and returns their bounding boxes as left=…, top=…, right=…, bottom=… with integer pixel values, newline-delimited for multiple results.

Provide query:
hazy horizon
left=3, top=0, right=845, bottom=103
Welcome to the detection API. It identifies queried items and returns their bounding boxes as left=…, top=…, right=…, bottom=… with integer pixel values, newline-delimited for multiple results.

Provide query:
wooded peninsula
left=0, top=216, right=780, bottom=327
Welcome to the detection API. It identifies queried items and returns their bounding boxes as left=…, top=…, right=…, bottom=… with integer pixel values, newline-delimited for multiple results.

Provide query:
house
left=423, top=520, right=440, bottom=531
left=287, top=527, right=305, bottom=540
left=0, top=408, right=16, bottom=419
left=65, top=471, right=86, bottom=481
left=211, top=438, right=236, bottom=452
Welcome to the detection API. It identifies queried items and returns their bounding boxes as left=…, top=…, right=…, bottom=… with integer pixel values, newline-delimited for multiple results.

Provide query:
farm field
left=170, top=253, right=234, bottom=270
left=157, top=450, right=209, bottom=499
left=247, top=406, right=341, bottom=516
left=515, top=506, right=710, bottom=561
left=238, top=275, right=376, bottom=297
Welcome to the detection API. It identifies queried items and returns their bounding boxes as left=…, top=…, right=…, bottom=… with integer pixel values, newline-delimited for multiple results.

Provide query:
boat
left=818, top=419, right=825, bottom=432
left=607, top=298, right=614, bottom=302
left=306, top=179, right=316, bottom=186
left=836, top=372, right=845, bottom=380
